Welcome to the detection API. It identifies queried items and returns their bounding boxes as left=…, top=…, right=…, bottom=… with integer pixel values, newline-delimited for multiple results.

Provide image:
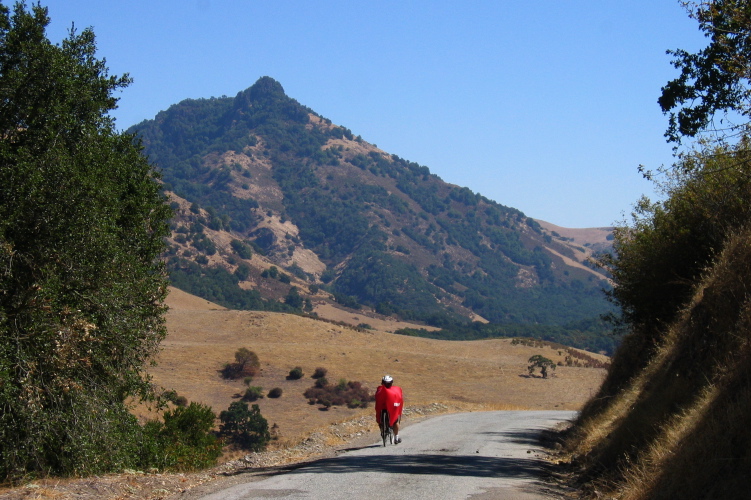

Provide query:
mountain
left=129, top=77, right=615, bottom=353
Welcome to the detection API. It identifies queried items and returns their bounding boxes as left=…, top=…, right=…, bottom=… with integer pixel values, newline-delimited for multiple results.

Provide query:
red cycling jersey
left=375, top=384, right=403, bottom=427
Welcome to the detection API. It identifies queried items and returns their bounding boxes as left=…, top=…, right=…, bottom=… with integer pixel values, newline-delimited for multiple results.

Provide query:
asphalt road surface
left=198, top=410, right=575, bottom=499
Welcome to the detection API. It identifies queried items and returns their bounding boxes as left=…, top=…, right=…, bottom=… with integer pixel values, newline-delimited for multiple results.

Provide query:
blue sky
left=43, top=1, right=707, bottom=228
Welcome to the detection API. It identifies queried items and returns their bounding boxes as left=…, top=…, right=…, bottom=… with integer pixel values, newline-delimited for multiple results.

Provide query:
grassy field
left=147, top=288, right=607, bottom=445
left=0, top=289, right=609, bottom=499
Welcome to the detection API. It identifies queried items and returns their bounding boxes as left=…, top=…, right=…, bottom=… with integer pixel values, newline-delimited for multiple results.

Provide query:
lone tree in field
left=222, top=347, right=261, bottom=379
left=0, top=2, right=171, bottom=480
left=528, top=355, right=556, bottom=379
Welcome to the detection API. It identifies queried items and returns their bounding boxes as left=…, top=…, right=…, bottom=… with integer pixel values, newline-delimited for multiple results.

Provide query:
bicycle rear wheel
left=381, top=410, right=390, bottom=447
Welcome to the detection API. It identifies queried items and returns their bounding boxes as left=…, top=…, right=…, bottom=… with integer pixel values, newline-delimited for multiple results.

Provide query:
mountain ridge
left=130, top=76, right=615, bottom=352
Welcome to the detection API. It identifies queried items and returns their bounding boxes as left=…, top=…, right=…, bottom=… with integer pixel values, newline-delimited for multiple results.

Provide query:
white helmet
left=382, top=374, right=393, bottom=383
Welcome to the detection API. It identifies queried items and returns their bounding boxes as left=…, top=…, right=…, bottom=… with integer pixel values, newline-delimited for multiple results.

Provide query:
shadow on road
left=288, top=453, right=548, bottom=479
left=478, top=428, right=554, bottom=448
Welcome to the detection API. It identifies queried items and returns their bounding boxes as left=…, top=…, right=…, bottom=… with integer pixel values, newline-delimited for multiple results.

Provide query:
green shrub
left=142, top=402, right=222, bottom=471
left=234, top=263, right=251, bottom=281
left=243, top=386, right=264, bottom=401
left=287, top=367, right=304, bottom=380
left=312, top=367, right=327, bottom=379
left=230, top=239, right=253, bottom=259
left=162, top=389, right=179, bottom=403
left=219, top=402, right=270, bottom=451
left=597, top=144, right=751, bottom=392
left=268, top=387, right=283, bottom=398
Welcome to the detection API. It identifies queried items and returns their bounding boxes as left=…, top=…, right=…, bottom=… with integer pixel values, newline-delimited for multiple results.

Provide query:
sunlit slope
left=151, top=288, right=608, bottom=442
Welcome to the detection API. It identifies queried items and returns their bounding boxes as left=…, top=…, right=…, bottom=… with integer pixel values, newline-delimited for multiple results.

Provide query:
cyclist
left=375, top=374, right=404, bottom=444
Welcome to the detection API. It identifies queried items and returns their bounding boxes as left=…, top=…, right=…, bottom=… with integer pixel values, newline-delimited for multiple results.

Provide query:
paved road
left=199, top=411, right=575, bottom=500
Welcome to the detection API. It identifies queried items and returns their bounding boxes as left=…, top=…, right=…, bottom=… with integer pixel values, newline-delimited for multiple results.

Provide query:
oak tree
left=528, top=355, right=556, bottom=379
left=0, top=2, right=171, bottom=479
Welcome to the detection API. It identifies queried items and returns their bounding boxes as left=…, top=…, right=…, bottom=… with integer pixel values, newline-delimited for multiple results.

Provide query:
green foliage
left=230, top=239, right=253, bottom=259
left=284, top=286, right=303, bottom=309
left=0, top=2, right=171, bottom=481
left=219, top=401, right=270, bottom=451
left=242, top=386, right=264, bottom=401
left=287, top=366, right=304, bottom=380
left=527, top=354, right=556, bottom=378
left=267, top=387, right=283, bottom=398
left=659, top=0, right=751, bottom=145
left=563, top=7, right=751, bottom=495
left=396, top=316, right=617, bottom=356
left=162, top=390, right=188, bottom=407
left=167, top=256, right=294, bottom=312
left=142, top=403, right=221, bottom=471
left=234, top=263, right=251, bottom=281
left=262, top=266, right=280, bottom=279
left=334, top=250, right=451, bottom=323
left=312, top=367, right=327, bottom=379
left=600, top=144, right=751, bottom=373
left=130, top=74, right=613, bottom=340
left=582, top=1, right=751, bottom=415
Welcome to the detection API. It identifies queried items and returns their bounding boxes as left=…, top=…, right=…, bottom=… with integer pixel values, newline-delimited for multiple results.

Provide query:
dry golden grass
left=145, top=287, right=607, bottom=444
left=562, top=228, right=751, bottom=499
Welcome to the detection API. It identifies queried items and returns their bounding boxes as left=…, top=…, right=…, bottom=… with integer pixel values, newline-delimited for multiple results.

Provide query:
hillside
left=149, top=287, right=608, bottom=443
left=0, top=287, right=609, bottom=499
left=129, top=76, right=615, bottom=352
left=557, top=227, right=751, bottom=498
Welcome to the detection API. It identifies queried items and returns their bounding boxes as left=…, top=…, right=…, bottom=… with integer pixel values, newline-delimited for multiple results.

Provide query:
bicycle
left=380, top=409, right=393, bottom=446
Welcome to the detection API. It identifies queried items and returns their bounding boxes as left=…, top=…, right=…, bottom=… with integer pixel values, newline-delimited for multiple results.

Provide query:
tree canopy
left=600, top=0, right=751, bottom=394
left=0, top=2, right=172, bottom=479
left=660, top=0, right=751, bottom=145
left=527, top=355, right=556, bottom=379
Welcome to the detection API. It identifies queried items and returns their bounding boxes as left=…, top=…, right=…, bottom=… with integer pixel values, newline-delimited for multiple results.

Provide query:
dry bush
left=221, top=348, right=261, bottom=379
left=303, top=379, right=373, bottom=409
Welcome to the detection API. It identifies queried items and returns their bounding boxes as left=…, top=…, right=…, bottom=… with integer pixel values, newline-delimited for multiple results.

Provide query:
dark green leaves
left=659, top=1, right=751, bottom=144
left=0, top=2, right=171, bottom=480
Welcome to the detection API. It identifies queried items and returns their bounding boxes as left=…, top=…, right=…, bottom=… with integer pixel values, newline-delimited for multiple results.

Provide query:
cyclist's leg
left=393, top=415, right=402, bottom=444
